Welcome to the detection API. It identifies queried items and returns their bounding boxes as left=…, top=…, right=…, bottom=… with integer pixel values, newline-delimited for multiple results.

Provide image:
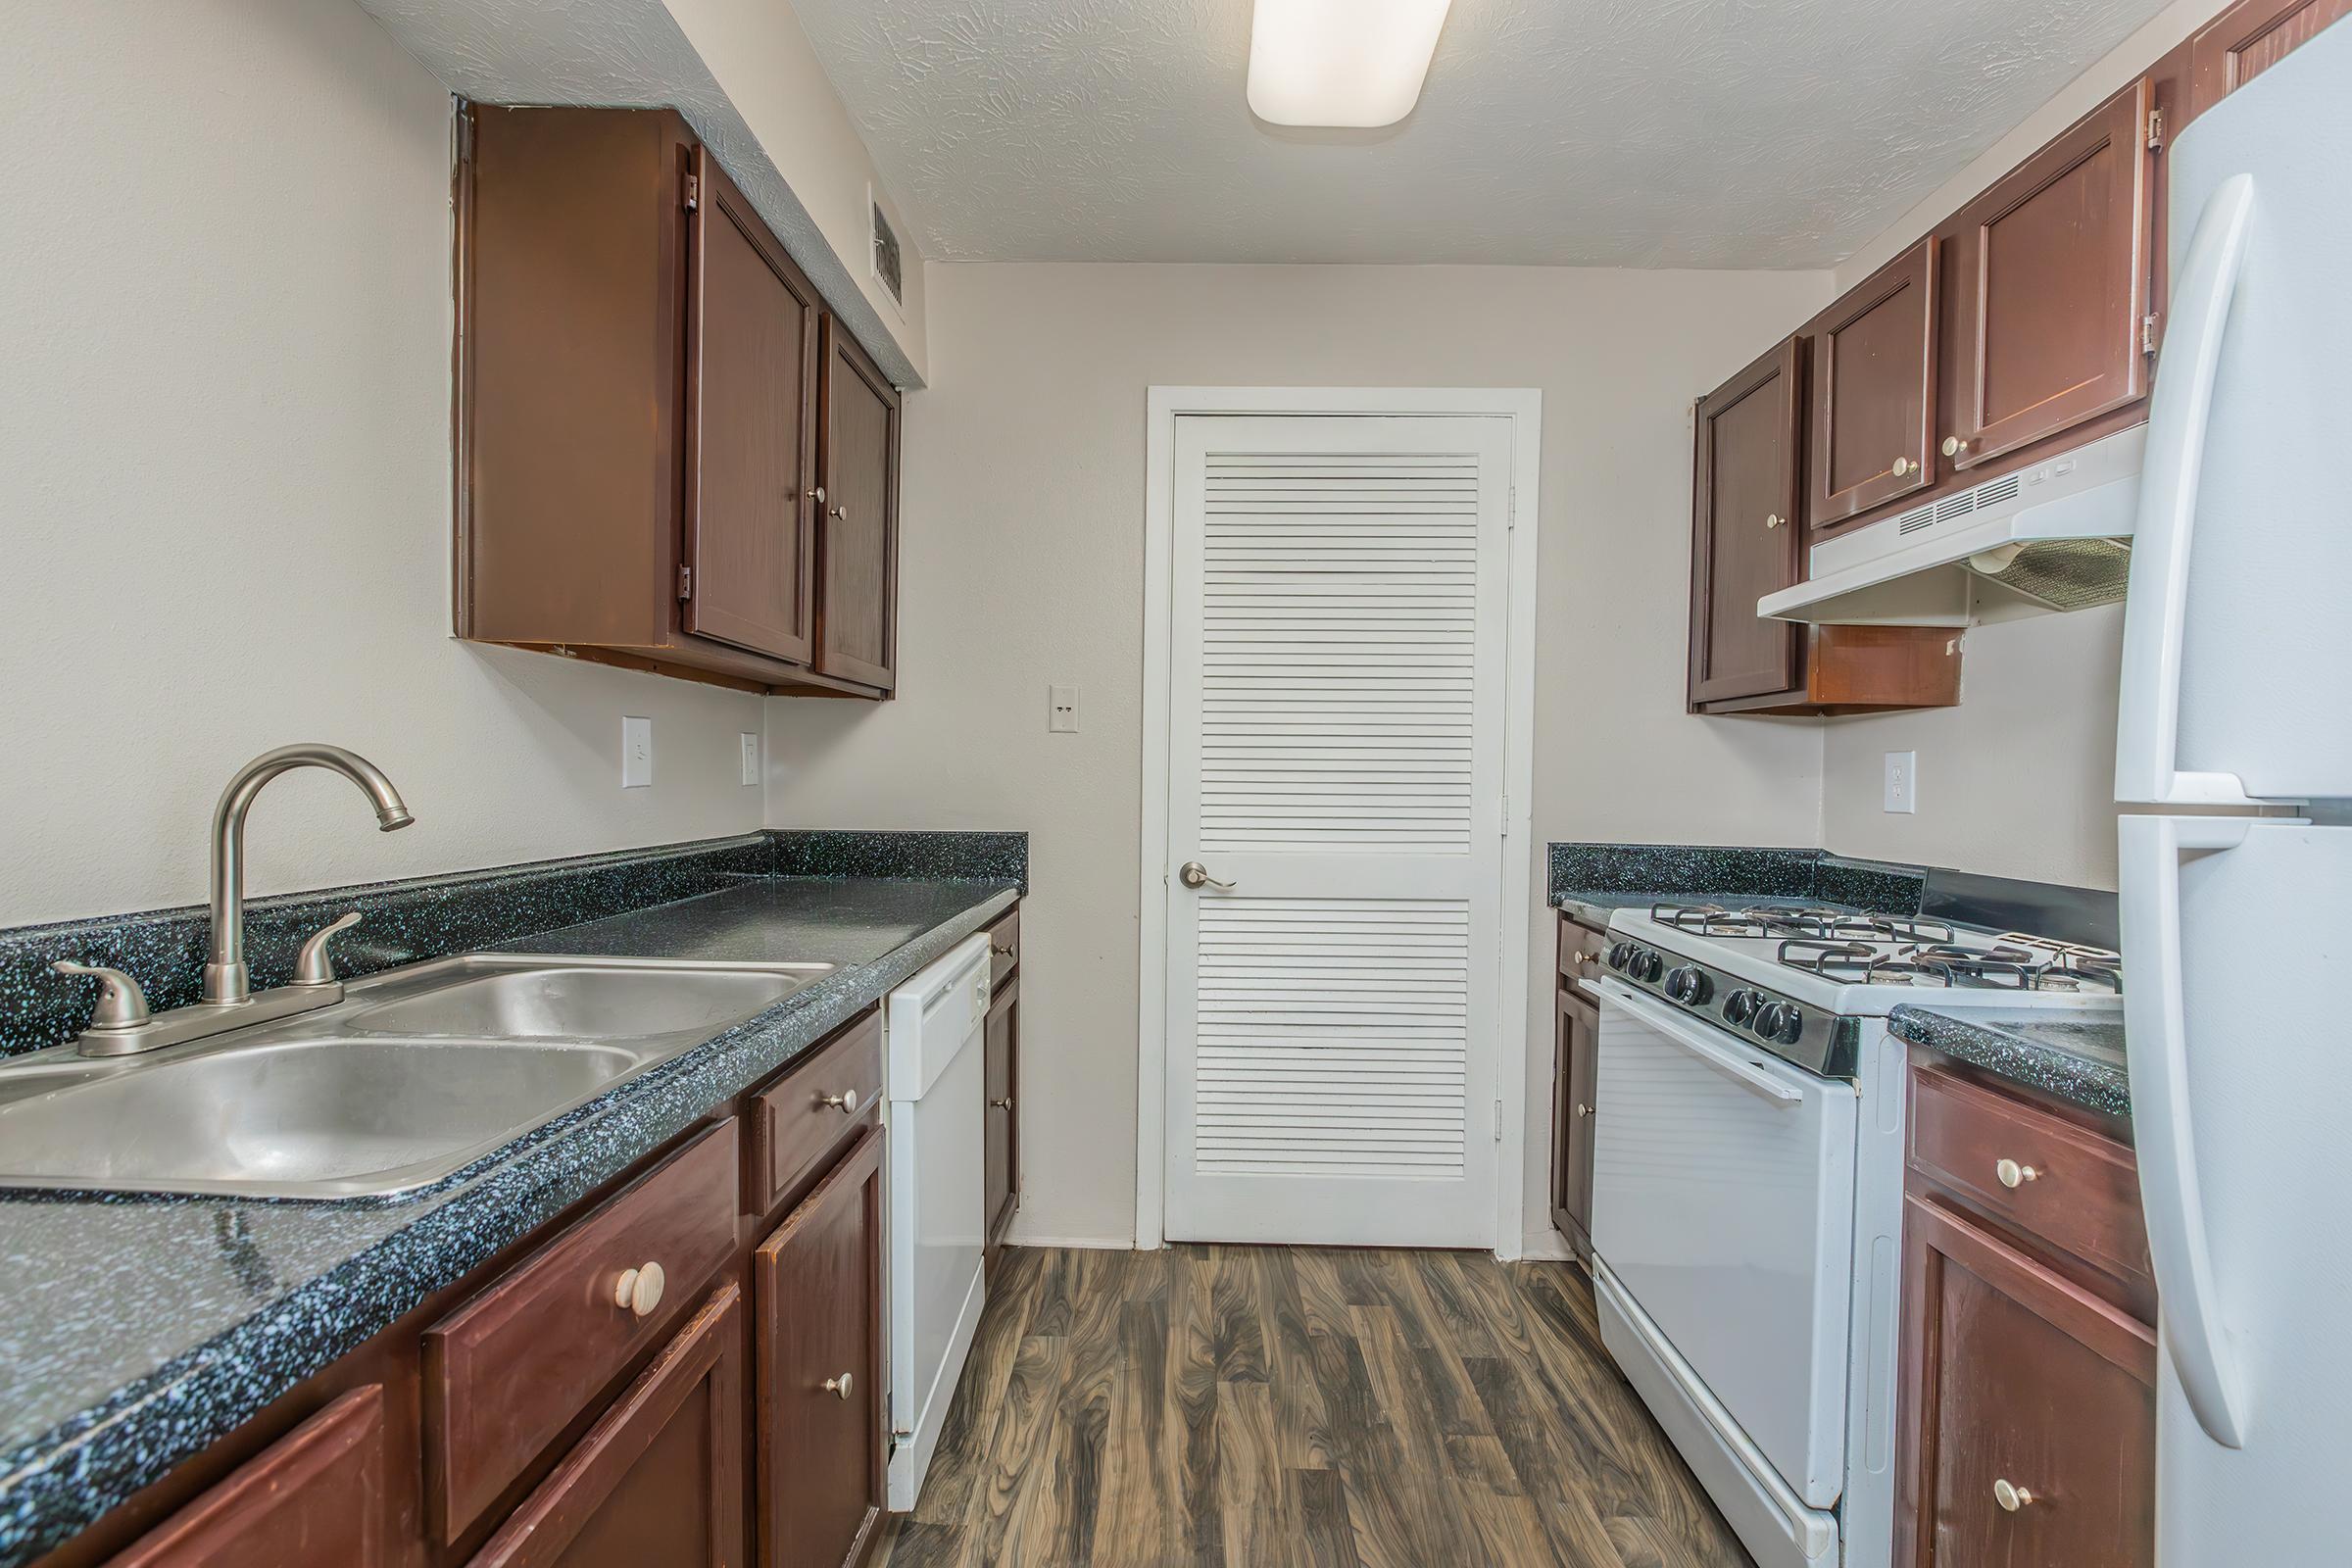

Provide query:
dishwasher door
left=884, top=934, right=992, bottom=1510
left=1592, top=979, right=1857, bottom=1511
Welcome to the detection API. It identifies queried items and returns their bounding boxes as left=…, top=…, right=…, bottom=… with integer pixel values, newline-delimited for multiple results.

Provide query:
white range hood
left=1758, top=425, right=2143, bottom=626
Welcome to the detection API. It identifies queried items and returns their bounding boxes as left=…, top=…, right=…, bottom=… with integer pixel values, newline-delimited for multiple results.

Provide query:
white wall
left=1818, top=0, right=2215, bottom=890
left=764, top=261, right=1832, bottom=1248
left=0, top=0, right=765, bottom=927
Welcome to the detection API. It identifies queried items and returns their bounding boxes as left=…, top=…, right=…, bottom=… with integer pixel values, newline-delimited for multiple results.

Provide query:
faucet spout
left=204, top=745, right=414, bottom=1004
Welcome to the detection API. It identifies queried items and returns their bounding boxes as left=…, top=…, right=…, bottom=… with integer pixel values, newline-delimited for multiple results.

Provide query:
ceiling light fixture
left=1246, top=0, right=1454, bottom=128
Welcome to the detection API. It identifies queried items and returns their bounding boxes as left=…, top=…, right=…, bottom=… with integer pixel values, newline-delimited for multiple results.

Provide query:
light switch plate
left=622, top=716, right=653, bottom=788
left=739, top=733, right=760, bottom=787
left=1049, top=684, right=1080, bottom=734
left=1884, top=750, right=1917, bottom=814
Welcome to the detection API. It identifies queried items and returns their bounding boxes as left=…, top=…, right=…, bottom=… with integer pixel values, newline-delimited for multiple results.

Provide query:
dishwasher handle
left=1599, top=981, right=1803, bottom=1106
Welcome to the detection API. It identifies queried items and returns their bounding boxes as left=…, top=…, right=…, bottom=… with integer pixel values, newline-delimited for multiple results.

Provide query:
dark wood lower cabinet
left=103, top=1387, right=387, bottom=1568
left=754, top=1128, right=886, bottom=1568
left=468, top=1285, right=746, bottom=1568
left=983, top=972, right=1020, bottom=1272
left=1550, top=980, right=1598, bottom=1258
left=1895, top=1198, right=2156, bottom=1568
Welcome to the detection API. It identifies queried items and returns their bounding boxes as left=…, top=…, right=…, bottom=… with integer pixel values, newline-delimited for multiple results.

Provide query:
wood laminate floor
left=873, top=1245, right=1753, bottom=1568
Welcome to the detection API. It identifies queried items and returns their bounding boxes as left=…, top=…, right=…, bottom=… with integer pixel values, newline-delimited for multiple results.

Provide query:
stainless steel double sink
left=0, top=955, right=833, bottom=1200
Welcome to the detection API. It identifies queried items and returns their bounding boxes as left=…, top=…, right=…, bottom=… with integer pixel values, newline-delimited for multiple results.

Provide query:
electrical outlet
left=1884, top=750, right=1917, bottom=814
left=621, top=716, right=653, bottom=788
left=739, top=732, right=760, bottom=787
left=1049, top=684, right=1080, bottom=734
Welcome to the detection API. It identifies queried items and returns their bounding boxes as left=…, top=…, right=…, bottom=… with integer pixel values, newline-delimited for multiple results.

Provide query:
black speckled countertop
left=0, top=875, right=1016, bottom=1566
left=1888, top=1004, right=2131, bottom=1119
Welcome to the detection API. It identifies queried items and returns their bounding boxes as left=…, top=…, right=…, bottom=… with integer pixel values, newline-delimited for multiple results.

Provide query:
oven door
left=1592, top=979, right=1857, bottom=1510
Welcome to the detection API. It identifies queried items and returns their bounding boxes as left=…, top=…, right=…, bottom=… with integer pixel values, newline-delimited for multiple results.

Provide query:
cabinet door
left=1944, top=81, right=2153, bottom=471
left=984, top=972, right=1020, bottom=1266
left=1807, top=238, right=1937, bottom=530
left=2189, top=0, right=2352, bottom=119
left=468, top=1285, right=746, bottom=1568
left=754, top=1127, right=885, bottom=1568
left=1895, top=1198, right=2155, bottom=1568
left=813, top=318, right=900, bottom=691
left=683, top=149, right=820, bottom=666
left=107, top=1388, right=387, bottom=1568
left=1551, top=986, right=1598, bottom=1257
left=1687, top=335, right=1804, bottom=706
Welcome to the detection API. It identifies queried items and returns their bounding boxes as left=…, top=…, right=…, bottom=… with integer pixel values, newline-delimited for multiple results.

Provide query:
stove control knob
left=1633, top=950, right=1664, bottom=983
left=1607, top=942, right=1634, bottom=971
left=1753, top=1001, right=1788, bottom=1038
left=1664, top=966, right=1712, bottom=1004
left=1721, top=989, right=1759, bottom=1026
left=1766, top=1004, right=1806, bottom=1045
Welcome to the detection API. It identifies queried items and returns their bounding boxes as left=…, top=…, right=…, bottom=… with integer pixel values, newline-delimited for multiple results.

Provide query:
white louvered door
left=1163, top=414, right=1511, bottom=1246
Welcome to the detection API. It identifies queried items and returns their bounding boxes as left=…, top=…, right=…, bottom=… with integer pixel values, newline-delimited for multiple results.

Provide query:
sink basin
left=0, top=953, right=834, bottom=1200
left=344, top=959, right=820, bottom=1042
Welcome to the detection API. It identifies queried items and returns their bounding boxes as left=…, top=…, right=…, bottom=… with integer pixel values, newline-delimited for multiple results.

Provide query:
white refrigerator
left=2115, top=20, right=2352, bottom=1566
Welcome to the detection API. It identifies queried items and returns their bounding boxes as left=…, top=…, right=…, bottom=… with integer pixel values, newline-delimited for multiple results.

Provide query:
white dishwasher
left=883, top=933, right=991, bottom=1510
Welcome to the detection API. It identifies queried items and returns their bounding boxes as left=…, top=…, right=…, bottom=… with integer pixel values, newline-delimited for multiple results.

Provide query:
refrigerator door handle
left=2115, top=173, right=2261, bottom=808
left=2119, top=812, right=2253, bottom=1447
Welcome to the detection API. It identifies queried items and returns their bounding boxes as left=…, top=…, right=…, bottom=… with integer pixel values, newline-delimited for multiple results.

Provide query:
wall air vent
left=868, top=189, right=904, bottom=310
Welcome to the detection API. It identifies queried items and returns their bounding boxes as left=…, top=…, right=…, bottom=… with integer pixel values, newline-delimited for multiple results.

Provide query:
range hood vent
left=1758, top=425, right=2143, bottom=625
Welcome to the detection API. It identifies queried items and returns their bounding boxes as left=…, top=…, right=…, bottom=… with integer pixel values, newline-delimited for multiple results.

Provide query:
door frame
left=1135, top=386, right=1543, bottom=1257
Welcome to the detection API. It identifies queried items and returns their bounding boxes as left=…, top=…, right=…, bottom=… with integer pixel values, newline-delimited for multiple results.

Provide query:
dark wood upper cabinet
left=104, top=1388, right=387, bottom=1568
left=2188, top=0, right=2352, bottom=117
left=1894, top=1198, right=2155, bottom=1568
left=467, top=1285, right=747, bottom=1568
left=1806, top=238, right=1937, bottom=531
left=683, top=146, right=820, bottom=667
left=1943, top=81, right=2155, bottom=472
left=754, top=1127, right=886, bottom=1568
left=813, top=319, right=901, bottom=692
left=1688, top=336, right=1804, bottom=707
left=1551, top=979, right=1598, bottom=1259
left=1687, top=337, right=1962, bottom=716
left=459, top=105, right=897, bottom=700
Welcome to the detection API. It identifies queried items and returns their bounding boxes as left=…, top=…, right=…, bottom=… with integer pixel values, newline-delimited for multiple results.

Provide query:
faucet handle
left=52, top=961, right=153, bottom=1030
left=292, top=911, right=364, bottom=987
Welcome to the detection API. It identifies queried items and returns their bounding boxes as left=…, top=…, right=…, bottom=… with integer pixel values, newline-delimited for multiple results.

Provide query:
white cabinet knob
left=823, top=1371, right=855, bottom=1400
left=1941, top=435, right=1965, bottom=458
left=820, top=1089, right=860, bottom=1114
left=1993, top=1478, right=2035, bottom=1512
left=1765, top=513, right=1783, bottom=530
left=1891, top=456, right=1915, bottom=477
left=1994, top=1157, right=2040, bottom=1190
left=614, top=1260, right=665, bottom=1318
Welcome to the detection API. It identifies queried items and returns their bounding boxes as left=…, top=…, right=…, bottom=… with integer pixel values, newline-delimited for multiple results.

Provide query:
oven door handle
left=1599, top=981, right=1803, bottom=1106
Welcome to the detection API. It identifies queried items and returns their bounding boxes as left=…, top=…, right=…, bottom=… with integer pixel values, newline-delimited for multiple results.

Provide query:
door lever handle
left=1178, top=861, right=1235, bottom=891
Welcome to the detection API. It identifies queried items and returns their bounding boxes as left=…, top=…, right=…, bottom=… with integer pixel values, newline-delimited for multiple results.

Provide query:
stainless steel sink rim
left=0, top=954, right=835, bottom=1201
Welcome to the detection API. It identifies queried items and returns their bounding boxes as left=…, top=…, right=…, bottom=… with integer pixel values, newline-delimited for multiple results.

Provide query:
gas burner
left=1650, top=904, right=1960, bottom=945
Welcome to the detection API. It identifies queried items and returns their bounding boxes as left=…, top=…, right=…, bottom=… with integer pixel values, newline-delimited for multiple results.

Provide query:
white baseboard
left=1002, top=1229, right=1136, bottom=1250
left=1519, top=1231, right=1577, bottom=1262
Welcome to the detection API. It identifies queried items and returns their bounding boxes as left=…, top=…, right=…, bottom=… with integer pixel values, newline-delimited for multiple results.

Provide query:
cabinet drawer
left=1908, top=1062, right=2149, bottom=1287
left=748, top=1007, right=883, bottom=1214
left=426, top=1119, right=739, bottom=1544
left=986, top=906, right=1020, bottom=987
left=1556, top=915, right=1606, bottom=989
left=107, top=1388, right=387, bottom=1567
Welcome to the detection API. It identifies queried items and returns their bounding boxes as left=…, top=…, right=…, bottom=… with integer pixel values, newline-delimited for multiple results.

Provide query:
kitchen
left=0, top=0, right=2341, bottom=1565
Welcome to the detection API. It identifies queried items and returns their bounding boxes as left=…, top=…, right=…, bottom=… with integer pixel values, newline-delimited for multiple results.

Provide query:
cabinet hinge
left=1507, top=483, right=1517, bottom=528
left=2146, top=107, right=2166, bottom=151
left=683, top=172, right=700, bottom=212
left=1499, top=794, right=1510, bottom=835
left=2142, top=314, right=2161, bottom=356
left=1494, top=1096, right=1505, bottom=1142
left=677, top=564, right=694, bottom=601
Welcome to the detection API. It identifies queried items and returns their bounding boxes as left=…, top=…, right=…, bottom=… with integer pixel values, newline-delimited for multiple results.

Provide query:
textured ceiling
left=789, top=0, right=2176, bottom=268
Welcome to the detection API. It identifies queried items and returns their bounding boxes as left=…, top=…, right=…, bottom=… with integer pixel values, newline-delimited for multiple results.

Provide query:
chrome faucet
left=204, top=744, right=413, bottom=1004
left=49, top=744, right=415, bottom=1056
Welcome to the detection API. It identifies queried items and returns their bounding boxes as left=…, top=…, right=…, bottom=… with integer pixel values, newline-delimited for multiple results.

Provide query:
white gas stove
left=1586, top=902, right=2123, bottom=1568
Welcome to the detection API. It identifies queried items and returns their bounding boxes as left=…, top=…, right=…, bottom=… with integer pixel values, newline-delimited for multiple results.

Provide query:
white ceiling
left=788, top=0, right=2177, bottom=269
